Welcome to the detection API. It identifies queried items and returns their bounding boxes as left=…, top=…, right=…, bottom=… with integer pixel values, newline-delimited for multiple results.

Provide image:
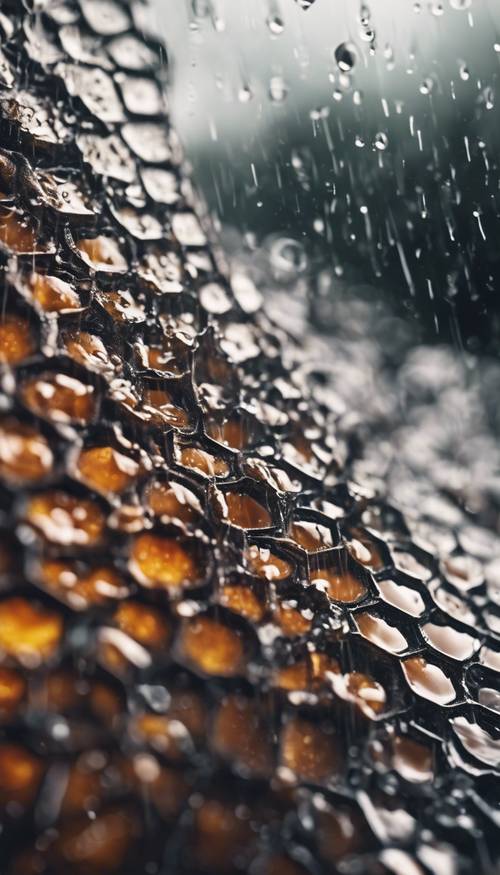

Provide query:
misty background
left=150, top=0, right=500, bottom=352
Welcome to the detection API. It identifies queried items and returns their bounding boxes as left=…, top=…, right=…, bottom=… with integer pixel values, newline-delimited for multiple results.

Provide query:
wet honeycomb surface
left=0, top=1, right=498, bottom=874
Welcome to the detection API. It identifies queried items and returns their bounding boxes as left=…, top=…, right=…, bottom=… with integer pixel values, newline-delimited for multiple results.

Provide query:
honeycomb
left=0, top=1, right=498, bottom=874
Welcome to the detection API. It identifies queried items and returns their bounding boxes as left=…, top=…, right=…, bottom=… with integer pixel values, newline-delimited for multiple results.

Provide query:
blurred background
left=151, top=0, right=500, bottom=352
left=145, top=0, right=500, bottom=524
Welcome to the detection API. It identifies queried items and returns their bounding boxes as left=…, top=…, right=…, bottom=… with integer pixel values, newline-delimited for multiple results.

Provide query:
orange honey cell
left=0, top=206, right=39, bottom=253
left=63, top=331, right=113, bottom=373
left=291, top=520, right=334, bottom=551
left=28, top=272, right=81, bottom=312
left=26, top=491, right=105, bottom=545
left=0, top=666, right=26, bottom=718
left=0, top=419, right=53, bottom=483
left=50, top=807, right=138, bottom=871
left=0, top=597, right=63, bottom=665
left=0, top=743, right=44, bottom=809
left=218, top=585, right=264, bottom=622
left=275, top=652, right=340, bottom=692
left=39, top=559, right=127, bottom=609
left=179, top=616, right=244, bottom=677
left=114, top=600, right=170, bottom=647
left=310, top=566, right=368, bottom=603
left=220, top=491, right=272, bottom=529
left=145, top=479, right=201, bottom=524
left=76, top=445, right=140, bottom=494
left=142, top=388, right=191, bottom=428
left=129, top=532, right=198, bottom=590
left=244, top=544, right=292, bottom=581
left=179, top=446, right=229, bottom=477
left=402, top=656, right=456, bottom=706
left=192, top=799, right=252, bottom=871
left=275, top=602, right=312, bottom=637
left=21, top=372, right=97, bottom=425
left=77, top=235, right=127, bottom=272
left=280, top=717, right=340, bottom=783
left=212, top=694, right=274, bottom=776
left=0, top=314, right=36, bottom=365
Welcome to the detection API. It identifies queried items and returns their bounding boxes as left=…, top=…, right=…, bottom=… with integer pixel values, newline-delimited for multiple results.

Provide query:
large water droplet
left=334, top=41, right=357, bottom=72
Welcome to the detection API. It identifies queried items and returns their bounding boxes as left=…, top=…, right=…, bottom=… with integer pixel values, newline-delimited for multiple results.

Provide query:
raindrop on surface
left=267, top=16, right=284, bottom=35
left=238, top=85, right=253, bottom=103
left=334, top=41, right=357, bottom=72
left=374, top=132, right=389, bottom=150
left=353, top=89, right=363, bottom=105
left=269, top=237, right=308, bottom=279
left=420, top=77, right=434, bottom=95
left=360, top=27, right=376, bottom=43
left=269, top=75, right=288, bottom=103
left=450, top=0, right=472, bottom=8
left=459, top=62, right=470, bottom=80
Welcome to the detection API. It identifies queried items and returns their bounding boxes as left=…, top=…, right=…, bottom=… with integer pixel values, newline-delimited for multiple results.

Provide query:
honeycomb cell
left=330, top=670, right=387, bottom=718
left=0, top=207, right=40, bottom=254
left=177, top=444, right=229, bottom=477
left=0, top=597, right=63, bottom=665
left=0, top=419, right=53, bottom=483
left=275, top=602, right=312, bottom=637
left=275, top=652, right=340, bottom=692
left=130, top=713, right=191, bottom=758
left=38, top=560, right=127, bottom=609
left=141, top=388, right=192, bottom=429
left=420, top=621, right=479, bottom=661
left=290, top=519, right=335, bottom=551
left=0, top=315, right=36, bottom=365
left=145, top=479, right=202, bottom=525
left=218, top=585, right=264, bottom=622
left=216, top=489, right=272, bottom=529
left=97, top=289, right=145, bottom=324
left=280, top=717, right=340, bottom=783
left=76, top=235, right=127, bottom=273
left=0, top=667, right=26, bottom=718
left=190, top=799, right=252, bottom=871
left=402, top=656, right=456, bottom=706
left=63, top=331, right=114, bottom=374
left=114, top=600, right=170, bottom=648
left=309, top=562, right=368, bottom=603
left=49, top=807, right=139, bottom=872
left=21, top=372, right=97, bottom=425
left=28, top=272, right=81, bottom=313
left=244, top=544, right=292, bottom=581
left=178, top=616, right=245, bottom=677
left=129, top=532, right=198, bottom=591
left=26, top=491, right=105, bottom=545
left=355, top=611, right=408, bottom=654
left=0, top=743, right=44, bottom=809
left=376, top=577, right=426, bottom=617
left=392, top=735, right=434, bottom=783
left=212, top=694, right=274, bottom=776
left=76, top=446, right=140, bottom=495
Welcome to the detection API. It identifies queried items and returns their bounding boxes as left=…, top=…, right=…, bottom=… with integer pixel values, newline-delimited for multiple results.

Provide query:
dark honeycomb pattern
left=0, top=2, right=498, bottom=874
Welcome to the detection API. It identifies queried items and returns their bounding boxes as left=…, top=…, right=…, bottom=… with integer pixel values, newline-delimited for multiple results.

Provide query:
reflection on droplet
left=334, top=41, right=357, bottom=72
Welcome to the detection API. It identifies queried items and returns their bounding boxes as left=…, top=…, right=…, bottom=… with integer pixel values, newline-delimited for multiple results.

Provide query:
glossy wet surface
left=0, top=1, right=499, bottom=874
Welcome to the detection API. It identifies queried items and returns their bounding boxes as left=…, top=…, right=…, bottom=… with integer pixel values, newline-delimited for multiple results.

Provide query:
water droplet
left=238, top=85, right=253, bottom=103
left=334, top=41, right=357, bottom=72
left=267, top=15, right=284, bottom=35
left=269, top=75, right=288, bottom=103
left=374, top=132, right=389, bottom=150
